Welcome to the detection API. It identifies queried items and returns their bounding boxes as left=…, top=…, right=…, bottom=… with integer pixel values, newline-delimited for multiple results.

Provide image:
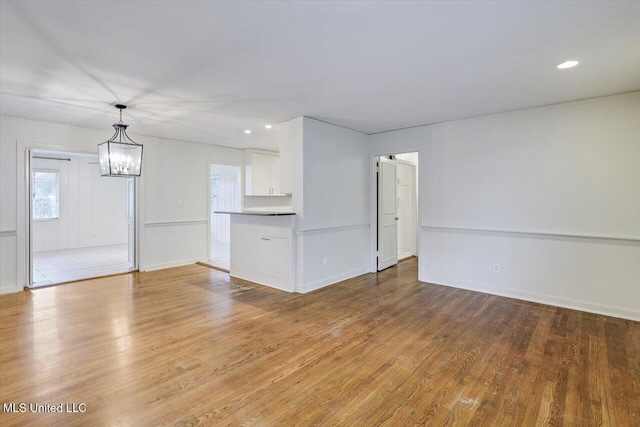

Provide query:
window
left=32, top=170, right=59, bottom=220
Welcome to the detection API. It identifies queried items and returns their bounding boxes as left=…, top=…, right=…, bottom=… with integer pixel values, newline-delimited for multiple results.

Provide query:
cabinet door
left=251, top=153, right=272, bottom=196
left=260, top=235, right=289, bottom=280
left=270, top=156, right=280, bottom=195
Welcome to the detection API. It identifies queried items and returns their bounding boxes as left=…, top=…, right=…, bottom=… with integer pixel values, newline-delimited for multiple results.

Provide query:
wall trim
left=141, top=257, right=208, bottom=272
left=145, top=220, right=208, bottom=228
left=424, top=278, right=640, bottom=322
left=294, top=223, right=369, bottom=236
left=230, top=273, right=293, bottom=293
left=421, top=226, right=640, bottom=246
left=0, top=285, right=21, bottom=295
left=0, top=230, right=17, bottom=237
left=300, top=267, right=370, bottom=294
left=368, top=90, right=640, bottom=136
left=303, top=116, right=368, bottom=135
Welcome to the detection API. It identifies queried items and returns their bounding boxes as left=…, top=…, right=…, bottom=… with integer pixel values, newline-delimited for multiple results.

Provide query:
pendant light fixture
left=98, top=104, right=143, bottom=177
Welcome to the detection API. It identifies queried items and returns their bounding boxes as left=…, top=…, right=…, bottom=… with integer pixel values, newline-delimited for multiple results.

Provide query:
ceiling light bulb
left=244, top=129, right=252, bottom=134
left=557, top=60, right=579, bottom=69
left=265, top=124, right=273, bottom=129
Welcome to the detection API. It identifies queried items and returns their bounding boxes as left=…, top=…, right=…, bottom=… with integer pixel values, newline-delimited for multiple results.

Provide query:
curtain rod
left=33, top=156, right=71, bottom=161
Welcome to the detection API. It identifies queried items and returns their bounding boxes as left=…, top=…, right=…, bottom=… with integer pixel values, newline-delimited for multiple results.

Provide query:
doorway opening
left=27, top=149, right=136, bottom=287
left=208, top=163, right=242, bottom=272
left=375, top=152, right=418, bottom=272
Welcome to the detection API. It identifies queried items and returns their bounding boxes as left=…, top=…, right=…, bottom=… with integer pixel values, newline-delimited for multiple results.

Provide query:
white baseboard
left=0, top=283, right=21, bottom=295
left=423, top=278, right=640, bottom=322
left=300, top=268, right=370, bottom=293
left=142, top=258, right=208, bottom=272
left=230, top=273, right=293, bottom=293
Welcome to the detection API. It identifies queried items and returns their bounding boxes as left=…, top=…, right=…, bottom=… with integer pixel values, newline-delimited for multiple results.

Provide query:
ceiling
left=1, top=1, right=639, bottom=150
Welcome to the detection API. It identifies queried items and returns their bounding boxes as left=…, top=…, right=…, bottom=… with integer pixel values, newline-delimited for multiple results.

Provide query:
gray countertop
left=215, top=210, right=295, bottom=216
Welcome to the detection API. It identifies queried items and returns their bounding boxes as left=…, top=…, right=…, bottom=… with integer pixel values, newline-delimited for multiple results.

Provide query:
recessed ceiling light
left=244, top=129, right=252, bottom=134
left=265, top=124, right=273, bottom=129
left=557, top=60, right=579, bottom=69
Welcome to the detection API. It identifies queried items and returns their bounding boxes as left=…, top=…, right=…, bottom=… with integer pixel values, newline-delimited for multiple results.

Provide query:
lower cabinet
left=229, top=214, right=294, bottom=292
left=258, top=235, right=289, bottom=281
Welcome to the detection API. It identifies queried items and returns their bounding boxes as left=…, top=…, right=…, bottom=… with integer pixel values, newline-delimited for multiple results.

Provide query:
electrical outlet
left=493, top=263, right=500, bottom=273
left=322, top=258, right=328, bottom=267
left=177, top=198, right=183, bottom=207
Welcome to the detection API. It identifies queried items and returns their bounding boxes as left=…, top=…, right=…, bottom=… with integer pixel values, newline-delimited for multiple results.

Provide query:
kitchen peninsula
left=217, top=210, right=296, bottom=292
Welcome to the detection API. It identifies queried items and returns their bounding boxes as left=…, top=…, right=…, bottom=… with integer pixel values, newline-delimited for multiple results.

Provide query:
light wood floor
left=1, top=259, right=638, bottom=426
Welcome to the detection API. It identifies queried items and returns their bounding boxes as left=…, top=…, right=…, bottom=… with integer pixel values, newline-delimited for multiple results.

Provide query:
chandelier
left=98, top=104, right=143, bottom=177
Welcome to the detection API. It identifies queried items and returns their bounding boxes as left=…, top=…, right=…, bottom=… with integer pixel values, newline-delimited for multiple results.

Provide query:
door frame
left=126, top=177, right=138, bottom=271
left=368, top=148, right=421, bottom=278
left=207, top=161, right=243, bottom=262
left=17, top=141, right=139, bottom=288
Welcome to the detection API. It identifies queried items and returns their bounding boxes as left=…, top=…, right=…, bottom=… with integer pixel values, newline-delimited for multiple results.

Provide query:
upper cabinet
left=244, top=150, right=283, bottom=196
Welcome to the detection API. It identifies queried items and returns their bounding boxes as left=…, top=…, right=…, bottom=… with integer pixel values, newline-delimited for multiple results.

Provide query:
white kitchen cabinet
left=229, top=213, right=295, bottom=292
left=244, top=150, right=283, bottom=196
left=250, top=153, right=272, bottom=195
left=259, top=235, right=289, bottom=280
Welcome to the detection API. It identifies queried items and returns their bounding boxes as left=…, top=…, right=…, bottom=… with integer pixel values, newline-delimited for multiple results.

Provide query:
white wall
left=32, top=154, right=128, bottom=252
left=291, top=118, right=370, bottom=292
left=243, top=195, right=292, bottom=210
left=301, top=119, right=369, bottom=231
left=3, top=92, right=638, bottom=322
left=279, top=117, right=304, bottom=214
left=370, top=92, right=640, bottom=320
left=0, top=116, right=245, bottom=292
left=131, top=129, right=244, bottom=271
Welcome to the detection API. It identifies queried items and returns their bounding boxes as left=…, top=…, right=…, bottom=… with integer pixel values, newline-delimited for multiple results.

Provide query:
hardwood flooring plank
left=0, top=259, right=638, bottom=426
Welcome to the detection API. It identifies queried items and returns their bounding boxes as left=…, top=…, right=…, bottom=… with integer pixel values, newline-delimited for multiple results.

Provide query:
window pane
left=33, top=171, right=59, bottom=219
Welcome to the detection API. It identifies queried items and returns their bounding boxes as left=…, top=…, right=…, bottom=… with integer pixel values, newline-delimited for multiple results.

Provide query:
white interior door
left=127, top=178, right=135, bottom=270
left=397, top=162, right=417, bottom=257
left=377, top=156, right=398, bottom=271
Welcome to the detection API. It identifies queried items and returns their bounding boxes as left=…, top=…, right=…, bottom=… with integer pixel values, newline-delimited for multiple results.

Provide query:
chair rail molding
left=294, top=223, right=369, bottom=236
left=145, top=220, right=209, bottom=228
left=421, top=225, right=640, bottom=246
